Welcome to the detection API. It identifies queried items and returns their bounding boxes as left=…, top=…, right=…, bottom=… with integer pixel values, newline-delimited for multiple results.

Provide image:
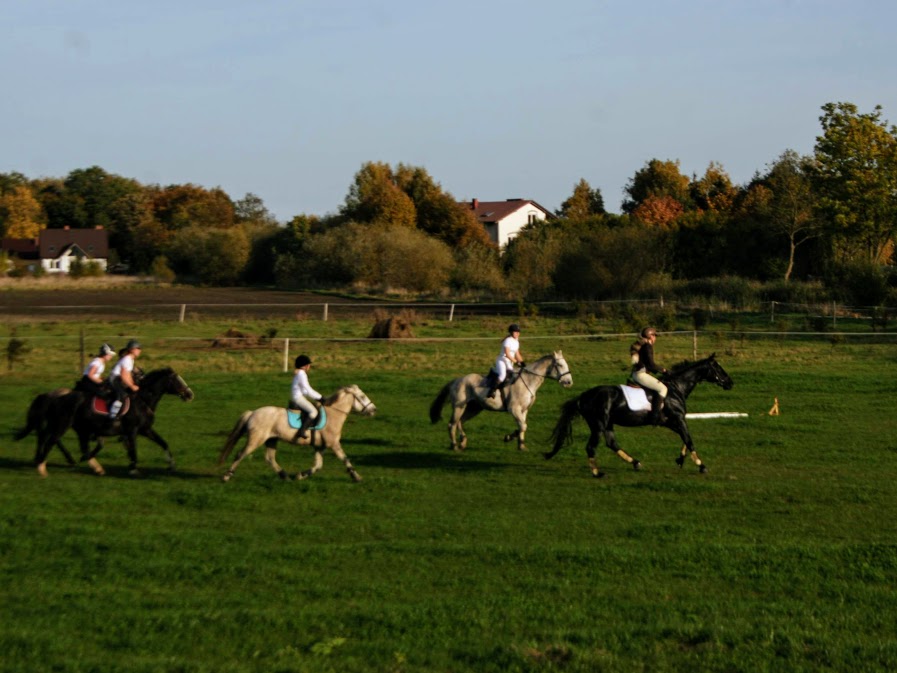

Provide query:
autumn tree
left=631, top=195, right=684, bottom=229
left=149, top=183, right=236, bottom=231
left=556, top=179, right=606, bottom=220
left=622, top=159, right=691, bottom=214
left=689, top=162, right=738, bottom=214
left=813, top=102, right=897, bottom=263
left=746, top=150, right=822, bottom=280
left=341, top=162, right=417, bottom=229
left=0, top=184, right=44, bottom=239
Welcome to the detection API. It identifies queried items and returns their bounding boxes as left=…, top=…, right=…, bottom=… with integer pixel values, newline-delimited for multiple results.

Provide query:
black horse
left=546, top=354, right=733, bottom=477
left=32, top=368, right=194, bottom=477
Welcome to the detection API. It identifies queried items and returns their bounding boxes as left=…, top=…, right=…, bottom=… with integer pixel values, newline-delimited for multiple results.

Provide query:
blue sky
left=2, top=1, right=895, bottom=221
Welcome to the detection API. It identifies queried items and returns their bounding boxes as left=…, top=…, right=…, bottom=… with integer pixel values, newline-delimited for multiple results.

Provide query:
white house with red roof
left=462, top=198, right=551, bottom=249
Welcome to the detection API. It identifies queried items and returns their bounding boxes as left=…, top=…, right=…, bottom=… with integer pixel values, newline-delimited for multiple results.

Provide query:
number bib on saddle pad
left=91, top=396, right=130, bottom=417
left=619, top=385, right=652, bottom=412
left=286, top=408, right=327, bottom=431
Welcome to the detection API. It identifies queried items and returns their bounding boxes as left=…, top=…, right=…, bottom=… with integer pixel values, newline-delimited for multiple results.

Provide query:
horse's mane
left=139, top=368, right=174, bottom=386
left=320, top=386, right=354, bottom=406
left=666, top=356, right=713, bottom=377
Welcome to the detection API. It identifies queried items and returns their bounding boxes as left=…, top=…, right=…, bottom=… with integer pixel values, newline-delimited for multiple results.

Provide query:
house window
left=527, top=212, right=540, bottom=225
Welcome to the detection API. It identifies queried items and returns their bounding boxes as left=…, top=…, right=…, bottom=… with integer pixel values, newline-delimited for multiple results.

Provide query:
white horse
left=429, top=351, right=572, bottom=452
left=218, top=385, right=376, bottom=483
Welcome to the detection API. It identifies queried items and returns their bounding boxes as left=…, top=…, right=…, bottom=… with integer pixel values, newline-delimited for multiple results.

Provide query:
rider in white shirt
left=488, top=324, right=525, bottom=399
left=290, top=354, right=322, bottom=438
left=108, top=339, right=142, bottom=419
left=76, top=343, right=115, bottom=398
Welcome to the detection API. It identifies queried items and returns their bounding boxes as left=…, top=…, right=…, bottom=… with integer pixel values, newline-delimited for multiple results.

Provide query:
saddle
left=286, top=407, right=327, bottom=431
left=91, top=396, right=130, bottom=417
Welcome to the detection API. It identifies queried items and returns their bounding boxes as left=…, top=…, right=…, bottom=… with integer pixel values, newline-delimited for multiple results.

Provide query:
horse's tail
left=218, top=411, right=252, bottom=464
left=13, top=393, right=50, bottom=441
left=429, top=383, right=451, bottom=424
left=545, top=397, right=582, bottom=460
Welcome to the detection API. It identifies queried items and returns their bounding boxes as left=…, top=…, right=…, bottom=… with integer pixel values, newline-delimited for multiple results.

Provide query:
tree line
left=1, top=101, right=895, bottom=307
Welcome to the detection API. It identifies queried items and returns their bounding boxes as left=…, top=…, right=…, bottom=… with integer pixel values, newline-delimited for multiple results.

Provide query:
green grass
left=2, top=320, right=897, bottom=672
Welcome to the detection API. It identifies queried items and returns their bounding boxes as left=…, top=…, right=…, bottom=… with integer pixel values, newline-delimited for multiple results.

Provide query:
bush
left=450, top=245, right=506, bottom=297
left=150, top=256, right=176, bottom=283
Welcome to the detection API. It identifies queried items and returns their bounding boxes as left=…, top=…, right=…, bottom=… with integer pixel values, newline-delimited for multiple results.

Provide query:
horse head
left=551, top=351, right=573, bottom=389
left=703, top=354, right=734, bottom=390
left=345, top=385, right=377, bottom=417
left=142, top=368, right=195, bottom=402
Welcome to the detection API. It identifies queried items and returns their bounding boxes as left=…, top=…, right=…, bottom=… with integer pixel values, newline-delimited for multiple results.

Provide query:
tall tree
left=235, top=192, right=278, bottom=226
left=690, top=162, right=738, bottom=214
left=341, top=162, right=417, bottom=228
left=557, top=179, right=606, bottom=219
left=150, top=184, right=236, bottom=231
left=748, top=150, right=822, bottom=280
left=813, top=102, right=897, bottom=263
left=0, top=185, right=44, bottom=239
left=622, top=159, right=691, bottom=214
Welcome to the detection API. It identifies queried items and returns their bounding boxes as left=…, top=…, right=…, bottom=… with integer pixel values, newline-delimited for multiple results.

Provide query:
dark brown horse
left=546, top=355, right=733, bottom=477
left=30, top=368, right=194, bottom=477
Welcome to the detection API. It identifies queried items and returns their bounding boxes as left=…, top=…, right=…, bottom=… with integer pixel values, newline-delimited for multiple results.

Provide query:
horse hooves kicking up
left=699, top=464, right=708, bottom=474
left=632, top=460, right=642, bottom=471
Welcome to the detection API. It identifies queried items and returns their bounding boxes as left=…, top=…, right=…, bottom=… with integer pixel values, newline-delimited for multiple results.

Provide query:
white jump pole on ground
left=685, top=412, right=749, bottom=419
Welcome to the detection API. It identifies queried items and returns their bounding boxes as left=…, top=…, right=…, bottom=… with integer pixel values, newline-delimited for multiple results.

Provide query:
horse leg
left=264, top=443, right=292, bottom=481
left=77, top=431, right=105, bottom=476
left=222, top=430, right=266, bottom=482
left=123, top=433, right=141, bottom=477
left=604, top=428, right=641, bottom=471
left=141, top=427, right=175, bottom=471
left=296, top=449, right=324, bottom=480
left=449, top=406, right=466, bottom=452
left=671, top=420, right=706, bottom=472
left=329, top=441, right=362, bottom=482
left=582, top=427, right=605, bottom=479
left=506, top=412, right=527, bottom=451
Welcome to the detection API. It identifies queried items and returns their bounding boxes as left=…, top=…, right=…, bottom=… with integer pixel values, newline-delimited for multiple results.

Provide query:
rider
left=290, top=354, right=323, bottom=439
left=108, top=339, right=142, bottom=419
left=75, top=343, right=115, bottom=398
left=488, top=323, right=525, bottom=399
left=630, top=327, right=668, bottom=424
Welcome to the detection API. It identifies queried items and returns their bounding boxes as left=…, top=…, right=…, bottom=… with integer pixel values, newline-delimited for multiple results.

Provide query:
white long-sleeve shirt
left=290, top=369, right=322, bottom=405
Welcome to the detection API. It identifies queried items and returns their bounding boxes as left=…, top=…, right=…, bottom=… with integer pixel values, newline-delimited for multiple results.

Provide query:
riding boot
left=649, top=395, right=664, bottom=425
left=487, top=382, right=499, bottom=399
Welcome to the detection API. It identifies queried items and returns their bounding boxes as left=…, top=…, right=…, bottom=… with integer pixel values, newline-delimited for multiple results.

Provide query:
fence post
left=323, top=304, right=328, bottom=322
left=693, top=330, right=697, bottom=360
left=832, top=301, right=837, bottom=329
left=283, top=338, right=290, bottom=373
left=449, top=304, right=455, bottom=321
left=179, top=304, right=186, bottom=323
left=770, top=301, right=775, bottom=324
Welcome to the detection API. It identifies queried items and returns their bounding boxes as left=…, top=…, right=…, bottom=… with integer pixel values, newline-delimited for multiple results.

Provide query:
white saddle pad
left=620, top=385, right=651, bottom=412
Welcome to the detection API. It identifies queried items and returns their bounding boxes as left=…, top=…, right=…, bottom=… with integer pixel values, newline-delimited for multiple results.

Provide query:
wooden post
left=283, top=338, right=290, bottom=373
left=179, top=304, right=186, bottom=323
left=449, top=304, right=455, bottom=321
left=692, top=330, right=697, bottom=360
left=832, top=301, right=837, bottom=329
left=770, top=300, right=775, bottom=324
left=323, top=303, right=328, bottom=321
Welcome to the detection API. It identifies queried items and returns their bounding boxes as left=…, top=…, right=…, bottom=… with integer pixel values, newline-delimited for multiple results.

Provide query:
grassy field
left=1, top=312, right=896, bottom=672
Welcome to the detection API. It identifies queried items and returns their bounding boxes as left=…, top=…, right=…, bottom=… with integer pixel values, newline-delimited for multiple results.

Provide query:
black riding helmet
left=508, top=323, right=520, bottom=334
left=295, top=354, right=312, bottom=368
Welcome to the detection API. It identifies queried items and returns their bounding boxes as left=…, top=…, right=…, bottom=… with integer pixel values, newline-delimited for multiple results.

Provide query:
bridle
left=516, top=356, right=572, bottom=397
left=325, top=387, right=375, bottom=416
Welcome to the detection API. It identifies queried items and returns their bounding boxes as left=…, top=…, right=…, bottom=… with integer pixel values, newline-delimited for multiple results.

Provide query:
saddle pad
left=91, top=397, right=129, bottom=416
left=619, top=385, right=651, bottom=412
left=286, top=408, right=327, bottom=430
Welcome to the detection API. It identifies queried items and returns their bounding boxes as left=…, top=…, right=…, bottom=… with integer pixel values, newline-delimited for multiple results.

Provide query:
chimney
left=63, top=225, right=70, bottom=230
left=471, top=198, right=478, bottom=209
left=95, top=225, right=104, bottom=230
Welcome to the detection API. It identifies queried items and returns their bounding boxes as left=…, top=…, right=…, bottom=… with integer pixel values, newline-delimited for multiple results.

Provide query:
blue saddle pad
left=286, top=408, right=327, bottom=430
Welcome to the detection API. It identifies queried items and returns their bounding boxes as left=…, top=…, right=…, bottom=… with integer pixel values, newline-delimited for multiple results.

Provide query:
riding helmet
left=295, top=354, right=312, bottom=368
left=508, top=323, right=520, bottom=334
left=641, top=327, right=657, bottom=339
left=126, top=339, right=142, bottom=350
left=99, top=343, right=114, bottom=357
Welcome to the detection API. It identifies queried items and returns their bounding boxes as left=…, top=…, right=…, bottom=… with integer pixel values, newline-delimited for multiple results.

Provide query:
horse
left=33, top=368, right=195, bottom=477
left=15, top=388, right=81, bottom=467
left=429, top=351, right=572, bottom=452
left=218, top=384, right=376, bottom=483
left=545, top=354, right=733, bottom=477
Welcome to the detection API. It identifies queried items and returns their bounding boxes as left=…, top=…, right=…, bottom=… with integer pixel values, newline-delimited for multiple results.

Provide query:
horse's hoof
left=592, top=470, right=606, bottom=479
left=503, top=434, right=513, bottom=442
left=699, top=464, right=708, bottom=474
left=37, top=464, right=48, bottom=478
left=632, top=460, right=642, bottom=471
left=221, top=474, right=231, bottom=483
left=518, top=444, right=527, bottom=452
left=278, top=469, right=291, bottom=481
left=348, top=469, right=363, bottom=483
left=129, top=468, right=142, bottom=478
left=675, top=456, right=685, bottom=468
left=297, top=469, right=312, bottom=480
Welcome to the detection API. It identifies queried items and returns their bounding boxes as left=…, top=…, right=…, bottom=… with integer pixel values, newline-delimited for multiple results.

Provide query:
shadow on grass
left=0, top=455, right=217, bottom=481
left=352, top=451, right=508, bottom=472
